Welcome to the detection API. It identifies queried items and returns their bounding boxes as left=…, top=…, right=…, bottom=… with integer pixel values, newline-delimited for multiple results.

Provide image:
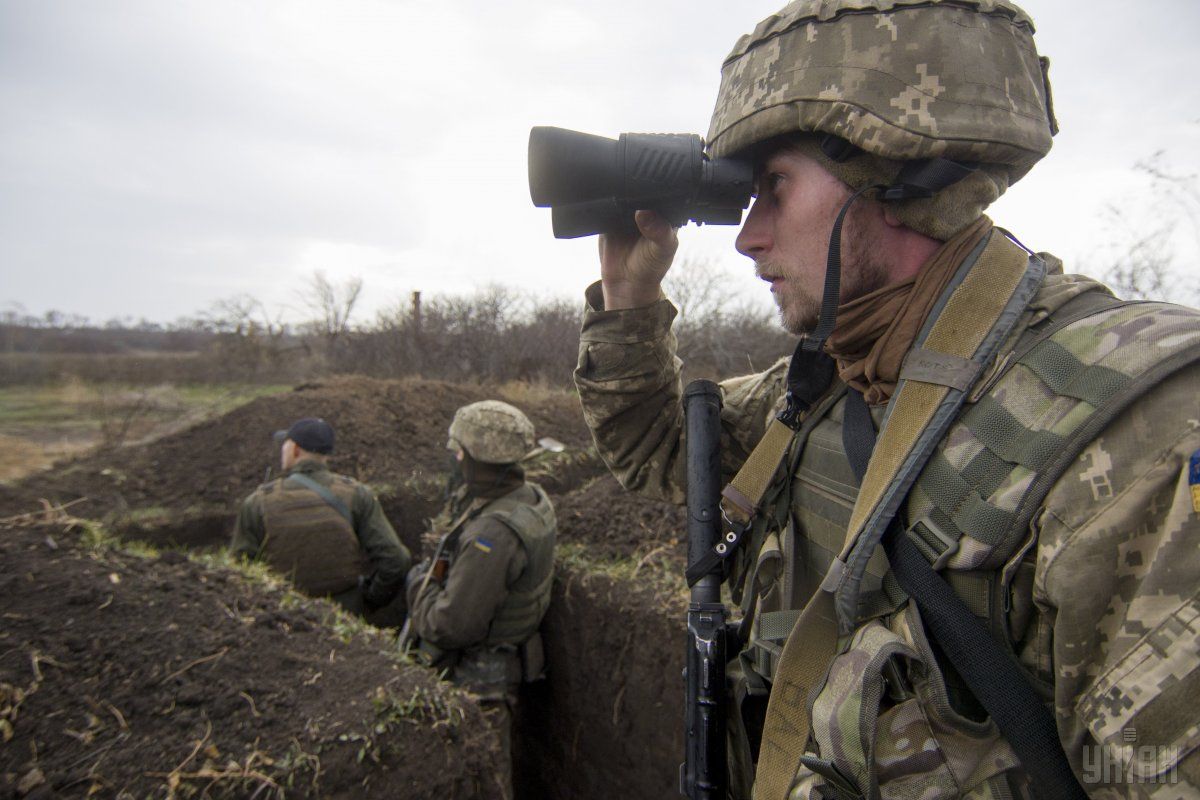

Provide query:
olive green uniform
left=407, top=466, right=556, bottom=800
left=232, top=458, right=411, bottom=613
left=575, top=251, right=1200, bottom=798
left=406, top=470, right=555, bottom=686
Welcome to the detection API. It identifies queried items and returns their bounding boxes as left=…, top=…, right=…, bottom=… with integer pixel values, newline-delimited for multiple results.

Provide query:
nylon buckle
left=907, top=516, right=960, bottom=571
left=775, top=395, right=804, bottom=431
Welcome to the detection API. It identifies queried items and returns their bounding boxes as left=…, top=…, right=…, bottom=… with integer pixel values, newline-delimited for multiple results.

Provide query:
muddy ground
left=0, top=377, right=692, bottom=799
left=0, top=521, right=503, bottom=799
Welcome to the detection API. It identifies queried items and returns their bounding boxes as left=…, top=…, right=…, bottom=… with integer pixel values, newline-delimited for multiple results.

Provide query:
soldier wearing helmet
left=405, top=400, right=556, bottom=800
left=573, top=2, right=1200, bottom=798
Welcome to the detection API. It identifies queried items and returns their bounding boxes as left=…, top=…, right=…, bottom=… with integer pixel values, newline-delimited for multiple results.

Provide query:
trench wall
left=516, top=568, right=684, bottom=800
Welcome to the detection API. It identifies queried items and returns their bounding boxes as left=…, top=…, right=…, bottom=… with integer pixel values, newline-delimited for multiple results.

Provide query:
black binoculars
left=527, top=126, right=754, bottom=239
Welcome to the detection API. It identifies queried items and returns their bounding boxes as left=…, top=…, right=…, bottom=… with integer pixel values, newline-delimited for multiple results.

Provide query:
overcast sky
left=2, top=0, right=1198, bottom=325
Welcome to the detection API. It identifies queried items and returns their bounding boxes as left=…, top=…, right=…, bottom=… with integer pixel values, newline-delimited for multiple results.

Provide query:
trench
left=123, top=515, right=686, bottom=800
left=116, top=510, right=233, bottom=550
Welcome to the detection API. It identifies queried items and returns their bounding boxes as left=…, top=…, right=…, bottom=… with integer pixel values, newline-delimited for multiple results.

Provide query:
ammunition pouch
left=792, top=610, right=1026, bottom=799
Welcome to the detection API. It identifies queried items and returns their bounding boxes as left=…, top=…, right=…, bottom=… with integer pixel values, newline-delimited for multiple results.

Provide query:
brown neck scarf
left=825, top=216, right=993, bottom=405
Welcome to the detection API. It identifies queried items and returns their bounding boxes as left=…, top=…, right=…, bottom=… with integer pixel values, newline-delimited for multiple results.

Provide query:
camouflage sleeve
left=406, top=517, right=527, bottom=651
left=229, top=492, right=265, bottom=560
left=573, top=281, right=791, bottom=505
left=1034, top=363, right=1200, bottom=794
left=352, top=486, right=412, bottom=608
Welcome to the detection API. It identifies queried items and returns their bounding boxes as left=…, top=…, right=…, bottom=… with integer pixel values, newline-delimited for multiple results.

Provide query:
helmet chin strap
left=801, top=183, right=887, bottom=353
left=779, top=183, right=884, bottom=427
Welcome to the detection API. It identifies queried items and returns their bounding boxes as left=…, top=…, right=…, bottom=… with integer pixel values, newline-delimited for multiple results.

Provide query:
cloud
left=1, top=0, right=1197, bottom=322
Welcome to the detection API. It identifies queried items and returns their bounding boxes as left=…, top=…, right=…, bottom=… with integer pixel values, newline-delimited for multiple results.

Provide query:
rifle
left=397, top=533, right=451, bottom=652
left=680, top=380, right=728, bottom=799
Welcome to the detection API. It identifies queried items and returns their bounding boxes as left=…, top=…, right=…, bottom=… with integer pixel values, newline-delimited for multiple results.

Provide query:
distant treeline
left=2, top=277, right=794, bottom=387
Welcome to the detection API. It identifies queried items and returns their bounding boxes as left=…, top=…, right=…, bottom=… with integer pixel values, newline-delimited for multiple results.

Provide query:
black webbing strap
left=286, top=473, right=354, bottom=526
left=841, top=388, right=1086, bottom=800
left=803, top=185, right=882, bottom=352
left=777, top=340, right=837, bottom=430
left=841, top=388, right=877, bottom=478
left=881, top=158, right=978, bottom=202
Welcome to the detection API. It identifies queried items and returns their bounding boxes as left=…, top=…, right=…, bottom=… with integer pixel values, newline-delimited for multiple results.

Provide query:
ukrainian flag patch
left=473, top=538, right=494, bottom=554
left=1190, top=449, right=1200, bottom=514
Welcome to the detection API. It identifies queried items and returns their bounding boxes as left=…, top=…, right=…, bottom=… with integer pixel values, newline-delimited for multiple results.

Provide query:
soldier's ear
left=883, top=205, right=904, bottom=228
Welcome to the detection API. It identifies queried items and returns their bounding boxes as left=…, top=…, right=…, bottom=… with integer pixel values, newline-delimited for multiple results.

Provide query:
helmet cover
left=707, top=0, right=1058, bottom=238
left=446, top=400, right=537, bottom=464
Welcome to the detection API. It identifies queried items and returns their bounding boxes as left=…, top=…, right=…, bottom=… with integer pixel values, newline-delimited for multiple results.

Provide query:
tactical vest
left=736, top=263, right=1200, bottom=798
left=477, top=483, right=557, bottom=647
left=259, top=472, right=367, bottom=598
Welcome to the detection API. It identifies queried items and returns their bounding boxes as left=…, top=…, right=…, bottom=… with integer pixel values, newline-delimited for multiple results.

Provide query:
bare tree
left=663, top=256, right=727, bottom=323
left=204, top=295, right=290, bottom=337
left=201, top=294, right=293, bottom=378
left=300, top=271, right=364, bottom=360
left=1099, top=144, right=1200, bottom=305
left=1095, top=204, right=1176, bottom=301
left=1136, top=149, right=1200, bottom=249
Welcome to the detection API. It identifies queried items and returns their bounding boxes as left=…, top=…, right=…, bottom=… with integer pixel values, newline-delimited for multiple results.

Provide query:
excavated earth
left=0, top=522, right=504, bottom=800
left=0, top=377, right=691, bottom=799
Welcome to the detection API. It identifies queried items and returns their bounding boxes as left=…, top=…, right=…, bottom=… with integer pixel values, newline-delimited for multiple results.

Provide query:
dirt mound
left=0, top=521, right=504, bottom=799
left=556, top=475, right=686, bottom=565
left=0, top=377, right=600, bottom=555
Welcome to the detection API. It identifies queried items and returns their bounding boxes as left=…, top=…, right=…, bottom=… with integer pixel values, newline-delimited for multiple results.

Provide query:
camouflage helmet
left=446, top=400, right=536, bottom=464
left=706, top=0, right=1058, bottom=239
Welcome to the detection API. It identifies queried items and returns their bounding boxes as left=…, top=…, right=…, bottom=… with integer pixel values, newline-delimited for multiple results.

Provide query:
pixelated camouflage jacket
left=231, top=459, right=411, bottom=608
left=574, top=255, right=1200, bottom=797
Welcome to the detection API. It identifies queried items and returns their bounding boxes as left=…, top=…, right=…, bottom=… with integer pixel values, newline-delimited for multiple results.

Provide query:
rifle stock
left=680, top=380, right=728, bottom=799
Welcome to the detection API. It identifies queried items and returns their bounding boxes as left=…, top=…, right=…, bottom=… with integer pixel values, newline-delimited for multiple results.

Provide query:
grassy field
left=0, top=380, right=287, bottom=481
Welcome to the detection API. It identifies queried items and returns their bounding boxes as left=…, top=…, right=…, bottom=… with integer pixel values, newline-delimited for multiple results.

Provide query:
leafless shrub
left=1097, top=146, right=1200, bottom=305
left=1095, top=204, right=1175, bottom=301
left=665, top=258, right=793, bottom=381
left=96, top=387, right=155, bottom=449
left=5, top=270, right=795, bottom=389
left=663, top=257, right=726, bottom=323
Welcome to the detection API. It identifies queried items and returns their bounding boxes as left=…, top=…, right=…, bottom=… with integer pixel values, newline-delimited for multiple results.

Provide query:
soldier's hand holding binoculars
left=599, top=210, right=679, bottom=311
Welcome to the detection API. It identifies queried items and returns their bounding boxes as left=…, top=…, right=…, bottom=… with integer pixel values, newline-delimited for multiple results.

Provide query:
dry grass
left=0, top=433, right=61, bottom=482
left=0, top=381, right=286, bottom=482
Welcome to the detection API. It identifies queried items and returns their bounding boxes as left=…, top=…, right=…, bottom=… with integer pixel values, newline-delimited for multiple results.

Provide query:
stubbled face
left=735, top=147, right=889, bottom=335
